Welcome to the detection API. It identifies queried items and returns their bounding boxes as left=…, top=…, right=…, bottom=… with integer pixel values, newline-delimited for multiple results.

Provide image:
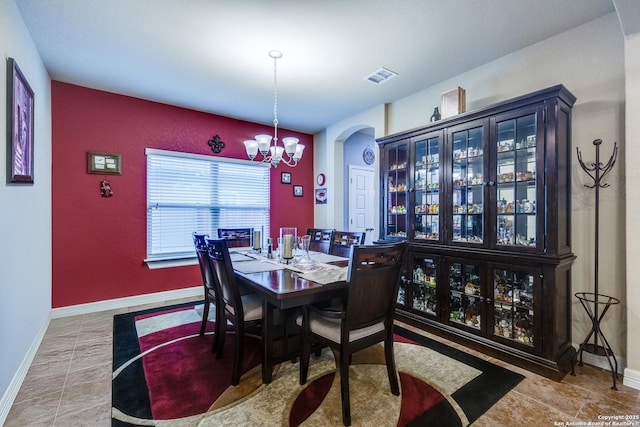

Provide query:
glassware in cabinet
left=495, top=114, right=537, bottom=248
left=386, top=144, right=408, bottom=239
left=448, top=261, right=482, bottom=329
left=493, top=268, right=536, bottom=346
left=414, top=136, right=441, bottom=241
left=411, top=256, right=438, bottom=316
left=451, top=126, right=485, bottom=243
left=397, top=278, right=406, bottom=305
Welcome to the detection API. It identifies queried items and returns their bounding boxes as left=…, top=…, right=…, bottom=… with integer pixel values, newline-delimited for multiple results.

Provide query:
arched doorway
left=342, top=127, right=376, bottom=244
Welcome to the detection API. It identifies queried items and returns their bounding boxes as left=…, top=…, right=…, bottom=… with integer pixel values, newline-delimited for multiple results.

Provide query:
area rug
left=112, top=302, right=524, bottom=426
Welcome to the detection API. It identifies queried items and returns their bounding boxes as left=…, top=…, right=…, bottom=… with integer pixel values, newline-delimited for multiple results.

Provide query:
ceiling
left=15, top=0, right=619, bottom=134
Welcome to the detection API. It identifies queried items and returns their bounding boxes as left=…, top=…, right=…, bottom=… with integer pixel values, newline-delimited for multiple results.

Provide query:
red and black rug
left=112, top=301, right=523, bottom=426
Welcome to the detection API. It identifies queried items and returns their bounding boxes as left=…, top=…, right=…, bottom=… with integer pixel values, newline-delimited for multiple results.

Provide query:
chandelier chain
left=272, top=55, right=279, bottom=141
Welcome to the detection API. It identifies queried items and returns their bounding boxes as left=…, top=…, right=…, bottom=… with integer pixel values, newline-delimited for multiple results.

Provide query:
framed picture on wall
left=281, top=172, right=291, bottom=184
left=294, top=185, right=303, bottom=197
left=315, top=188, right=327, bottom=204
left=88, top=151, right=122, bottom=175
left=6, top=58, right=35, bottom=184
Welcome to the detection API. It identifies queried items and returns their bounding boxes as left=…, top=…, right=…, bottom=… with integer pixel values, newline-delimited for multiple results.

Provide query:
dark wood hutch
left=377, top=85, right=576, bottom=380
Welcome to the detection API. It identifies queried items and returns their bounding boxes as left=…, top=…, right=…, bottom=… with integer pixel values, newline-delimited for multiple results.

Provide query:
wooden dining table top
left=236, top=267, right=346, bottom=308
left=232, top=250, right=349, bottom=309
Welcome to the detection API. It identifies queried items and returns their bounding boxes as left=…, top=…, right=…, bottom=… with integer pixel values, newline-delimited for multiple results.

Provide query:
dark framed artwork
left=88, top=151, right=122, bottom=175
left=6, top=58, right=35, bottom=183
left=315, top=188, right=327, bottom=204
left=281, top=172, right=291, bottom=184
left=294, top=185, right=303, bottom=197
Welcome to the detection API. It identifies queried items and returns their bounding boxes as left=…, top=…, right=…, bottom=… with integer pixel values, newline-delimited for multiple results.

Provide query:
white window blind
left=146, top=148, right=270, bottom=261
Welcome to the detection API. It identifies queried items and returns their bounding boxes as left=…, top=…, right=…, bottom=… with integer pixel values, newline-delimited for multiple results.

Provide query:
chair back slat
left=206, top=238, right=244, bottom=318
left=344, top=242, right=407, bottom=330
left=217, top=228, right=253, bottom=248
left=329, top=231, right=366, bottom=258
left=193, top=233, right=216, bottom=292
left=306, top=228, right=334, bottom=254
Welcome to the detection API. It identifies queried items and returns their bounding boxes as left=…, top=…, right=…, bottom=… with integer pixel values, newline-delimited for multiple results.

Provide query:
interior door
left=349, top=165, right=375, bottom=244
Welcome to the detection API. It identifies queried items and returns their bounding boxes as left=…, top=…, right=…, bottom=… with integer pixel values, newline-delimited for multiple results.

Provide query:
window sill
left=145, top=257, right=198, bottom=270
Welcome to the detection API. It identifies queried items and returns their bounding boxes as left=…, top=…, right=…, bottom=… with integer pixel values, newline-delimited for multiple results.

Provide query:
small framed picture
left=315, top=188, right=327, bottom=204
left=6, top=58, right=35, bottom=184
left=281, top=172, right=291, bottom=184
left=294, top=185, right=303, bottom=197
left=88, top=151, right=122, bottom=175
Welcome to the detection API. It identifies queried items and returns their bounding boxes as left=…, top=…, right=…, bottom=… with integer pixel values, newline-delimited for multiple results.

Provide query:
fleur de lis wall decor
left=207, top=134, right=225, bottom=154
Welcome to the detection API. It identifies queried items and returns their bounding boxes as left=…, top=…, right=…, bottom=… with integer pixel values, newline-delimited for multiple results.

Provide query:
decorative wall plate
left=363, top=147, right=375, bottom=165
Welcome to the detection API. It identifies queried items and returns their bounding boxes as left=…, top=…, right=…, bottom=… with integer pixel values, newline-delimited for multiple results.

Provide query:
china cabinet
left=377, top=85, right=576, bottom=380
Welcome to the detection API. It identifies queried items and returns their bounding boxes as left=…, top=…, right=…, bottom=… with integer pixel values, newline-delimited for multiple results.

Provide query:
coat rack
left=574, top=138, right=620, bottom=389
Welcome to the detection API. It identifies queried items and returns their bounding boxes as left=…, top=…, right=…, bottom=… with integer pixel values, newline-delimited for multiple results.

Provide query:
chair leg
left=384, top=334, right=400, bottom=396
left=200, top=296, right=210, bottom=337
left=299, top=326, right=311, bottom=385
left=215, top=314, right=226, bottom=359
left=339, top=350, right=351, bottom=426
left=231, top=321, right=244, bottom=386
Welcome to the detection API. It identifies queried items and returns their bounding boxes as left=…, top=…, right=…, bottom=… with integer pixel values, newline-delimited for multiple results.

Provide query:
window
left=146, top=148, right=270, bottom=263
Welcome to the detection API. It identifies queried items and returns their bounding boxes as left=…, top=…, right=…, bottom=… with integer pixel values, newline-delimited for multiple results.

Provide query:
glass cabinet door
left=385, top=144, right=408, bottom=239
left=414, top=136, right=441, bottom=241
left=492, top=267, right=536, bottom=347
left=448, top=261, right=482, bottom=330
left=410, top=255, right=438, bottom=316
left=495, top=113, right=537, bottom=248
left=451, top=126, right=485, bottom=243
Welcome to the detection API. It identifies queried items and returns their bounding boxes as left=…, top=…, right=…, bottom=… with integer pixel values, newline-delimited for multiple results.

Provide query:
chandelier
left=244, top=50, right=304, bottom=167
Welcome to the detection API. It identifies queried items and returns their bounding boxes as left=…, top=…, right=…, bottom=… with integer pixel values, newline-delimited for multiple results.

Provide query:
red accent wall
left=51, top=82, right=314, bottom=308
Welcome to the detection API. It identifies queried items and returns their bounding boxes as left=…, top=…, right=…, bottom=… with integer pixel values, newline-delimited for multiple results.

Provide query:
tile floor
left=5, top=297, right=640, bottom=426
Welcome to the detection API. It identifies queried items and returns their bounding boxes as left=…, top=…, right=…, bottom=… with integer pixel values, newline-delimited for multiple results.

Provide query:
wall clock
left=363, top=147, right=375, bottom=165
left=316, top=173, right=326, bottom=186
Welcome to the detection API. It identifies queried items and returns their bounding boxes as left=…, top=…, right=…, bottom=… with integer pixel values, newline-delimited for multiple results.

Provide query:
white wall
left=314, top=105, right=385, bottom=230
left=318, top=13, right=630, bottom=365
left=0, top=0, right=52, bottom=418
left=624, top=31, right=640, bottom=388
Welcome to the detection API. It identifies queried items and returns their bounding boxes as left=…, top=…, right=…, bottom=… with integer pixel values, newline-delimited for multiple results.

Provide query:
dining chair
left=297, top=241, right=407, bottom=426
left=205, top=237, right=263, bottom=386
left=328, top=231, right=366, bottom=258
left=217, top=227, right=253, bottom=248
left=193, top=233, right=223, bottom=352
left=306, top=228, right=334, bottom=254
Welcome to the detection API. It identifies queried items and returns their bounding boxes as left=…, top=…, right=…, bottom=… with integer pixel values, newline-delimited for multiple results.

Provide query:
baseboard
left=51, top=286, right=202, bottom=318
left=0, top=316, right=51, bottom=426
left=623, top=367, right=640, bottom=391
left=573, top=343, right=626, bottom=374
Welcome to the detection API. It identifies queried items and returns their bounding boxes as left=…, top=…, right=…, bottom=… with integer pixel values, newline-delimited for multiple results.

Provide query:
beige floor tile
left=4, top=390, right=61, bottom=426
left=47, top=316, right=82, bottom=336
left=477, top=390, right=578, bottom=425
left=69, top=339, right=112, bottom=372
left=56, top=365, right=112, bottom=418
left=53, top=403, right=112, bottom=427
left=578, top=391, right=640, bottom=424
left=13, top=369, right=68, bottom=403
left=513, top=374, right=590, bottom=417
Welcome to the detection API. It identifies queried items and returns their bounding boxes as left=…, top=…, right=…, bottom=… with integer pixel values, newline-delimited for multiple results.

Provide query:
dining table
left=230, top=248, right=350, bottom=384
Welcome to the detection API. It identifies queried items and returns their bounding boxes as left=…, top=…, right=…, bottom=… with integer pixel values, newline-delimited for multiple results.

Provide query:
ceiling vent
left=364, top=67, right=398, bottom=85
